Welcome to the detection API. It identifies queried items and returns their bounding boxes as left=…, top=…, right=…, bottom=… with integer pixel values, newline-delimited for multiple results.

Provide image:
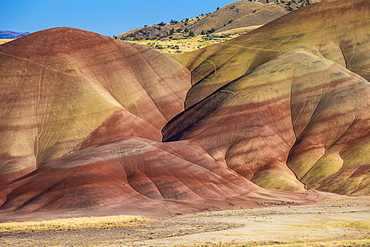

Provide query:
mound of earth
left=0, top=136, right=319, bottom=222
left=169, top=0, right=370, bottom=195
left=0, top=0, right=369, bottom=221
left=0, top=27, right=190, bottom=184
left=118, top=0, right=324, bottom=41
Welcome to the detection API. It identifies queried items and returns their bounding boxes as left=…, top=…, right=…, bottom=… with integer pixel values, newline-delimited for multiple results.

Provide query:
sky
left=2, top=0, right=236, bottom=36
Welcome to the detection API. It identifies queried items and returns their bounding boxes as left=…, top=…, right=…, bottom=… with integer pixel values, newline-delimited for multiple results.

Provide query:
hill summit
left=117, top=0, right=323, bottom=41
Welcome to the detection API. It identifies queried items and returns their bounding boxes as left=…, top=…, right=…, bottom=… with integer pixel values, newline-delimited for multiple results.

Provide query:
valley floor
left=1, top=197, right=369, bottom=246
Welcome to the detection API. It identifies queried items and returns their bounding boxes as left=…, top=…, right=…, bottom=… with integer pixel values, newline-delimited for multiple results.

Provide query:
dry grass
left=183, top=239, right=370, bottom=247
left=126, top=37, right=223, bottom=54
left=344, top=220, right=370, bottom=230
left=0, top=39, right=13, bottom=45
left=213, top=25, right=262, bottom=35
left=0, top=215, right=150, bottom=232
left=1, top=202, right=369, bottom=246
left=295, top=218, right=370, bottom=231
left=126, top=25, right=261, bottom=54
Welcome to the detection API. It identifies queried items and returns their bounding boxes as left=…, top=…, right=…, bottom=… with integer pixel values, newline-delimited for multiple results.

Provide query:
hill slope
left=0, top=27, right=190, bottom=184
left=167, top=0, right=370, bottom=195
left=118, top=0, right=323, bottom=41
left=0, top=27, right=311, bottom=221
left=0, top=0, right=370, bottom=221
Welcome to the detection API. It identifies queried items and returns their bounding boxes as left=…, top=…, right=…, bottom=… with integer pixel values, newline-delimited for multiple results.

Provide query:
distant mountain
left=0, top=30, right=29, bottom=39
left=118, top=0, right=324, bottom=41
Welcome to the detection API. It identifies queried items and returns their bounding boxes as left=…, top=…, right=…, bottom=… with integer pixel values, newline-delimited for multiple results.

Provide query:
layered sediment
left=0, top=0, right=369, bottom=220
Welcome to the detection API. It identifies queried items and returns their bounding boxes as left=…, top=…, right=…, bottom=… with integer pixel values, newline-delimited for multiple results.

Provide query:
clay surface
left=0, top=0, right=369, bottom=221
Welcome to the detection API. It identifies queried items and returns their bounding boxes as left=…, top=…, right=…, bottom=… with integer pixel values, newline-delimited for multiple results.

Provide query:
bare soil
left=1, top=197, right=369, bottom=246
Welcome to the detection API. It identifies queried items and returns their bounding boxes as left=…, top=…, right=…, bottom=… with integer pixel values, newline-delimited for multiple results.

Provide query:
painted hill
left=0, top=27, right=309, bottom=221
left=118, top=0, right=324, bottom=41
left=1, top=136, right=316, bottom=222
left=0, top=0, right=370, bottom=221
left=168, top=0, right=370, bottom=195
left=0, top=27, right=190, bottom=185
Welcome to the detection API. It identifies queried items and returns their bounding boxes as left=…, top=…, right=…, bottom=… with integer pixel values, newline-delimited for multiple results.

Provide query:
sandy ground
left=1, top=197, right=369, bottom=246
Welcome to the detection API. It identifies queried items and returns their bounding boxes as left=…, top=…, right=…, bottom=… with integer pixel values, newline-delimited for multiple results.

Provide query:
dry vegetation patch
left=0, top=39, right=13, bottom=45
left=126, top=26, right=259, bottom=54
left=194, top=239, right=370, bottom=247
left=0, top=215, right=149, bottom=232
left=0, top=202, right=369, bottom=246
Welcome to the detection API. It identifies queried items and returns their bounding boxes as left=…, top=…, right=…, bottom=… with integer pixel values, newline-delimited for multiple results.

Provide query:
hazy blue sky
left=2, top=0, right=235, bottom=36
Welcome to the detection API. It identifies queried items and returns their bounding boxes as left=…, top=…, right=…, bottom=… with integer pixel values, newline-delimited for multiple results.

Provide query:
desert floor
left=1, top=196, right=369, bottom=247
